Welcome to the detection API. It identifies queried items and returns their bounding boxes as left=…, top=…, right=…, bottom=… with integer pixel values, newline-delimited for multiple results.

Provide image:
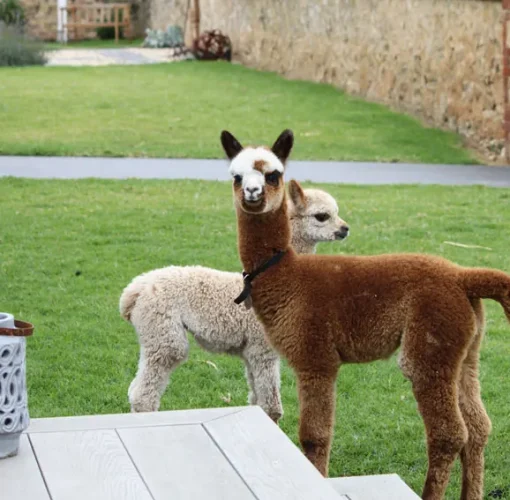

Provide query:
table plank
left=204, top=406, right=340, bottom=500
left=30, top=429, right=153, bottom=500
left=0, top=434, right=51, bottom=500
left=29, top=407, right=244, bottom=433
left=328, top=474, right=421, bottom=500
left=118, top=424, right=254, bottom=500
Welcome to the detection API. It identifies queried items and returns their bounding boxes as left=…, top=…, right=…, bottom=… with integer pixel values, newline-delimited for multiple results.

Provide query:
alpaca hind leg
left=296, top=370, right=337, bottom=477
left=243, top=345, right=282, bottom=423
left=459, top=300, right=491, bottom=500
left=129, top=321, right=189, bottom=413
left=412, top=376, right=468, bottom=500
left=399, top=298, right=477, bottom=499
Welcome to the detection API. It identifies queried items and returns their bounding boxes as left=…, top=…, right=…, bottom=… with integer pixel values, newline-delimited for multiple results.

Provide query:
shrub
left=96, top=26, right=124, bottom=40
left=0, top=0, right=25, bottom=27
left=142, top=25, right=184, bottom=48
left=0, top=30, right=46, bottom=67
left=193, top=30, right=232, bottom=62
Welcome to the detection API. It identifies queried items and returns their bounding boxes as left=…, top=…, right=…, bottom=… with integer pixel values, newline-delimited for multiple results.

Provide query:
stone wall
left=151, top=0, right=504, bottom=161
left=149, top=0, right=187, bottom=33
left=19, top=0, right=57, bottom=40
left=129, top=0, right=150, bottom=39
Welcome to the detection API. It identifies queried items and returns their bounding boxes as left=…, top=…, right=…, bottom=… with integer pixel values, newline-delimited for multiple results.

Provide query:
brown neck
left=237, top=196, right=292, bottom=273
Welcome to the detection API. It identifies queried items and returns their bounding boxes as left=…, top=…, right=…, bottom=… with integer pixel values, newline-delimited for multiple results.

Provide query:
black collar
left=234, top=250, right=287, bottom=305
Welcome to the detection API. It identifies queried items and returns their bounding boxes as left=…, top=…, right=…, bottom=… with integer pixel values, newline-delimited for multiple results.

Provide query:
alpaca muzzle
left=334, top=225, right=350, bottom=240
left=244, top=186, right=263, bottom=202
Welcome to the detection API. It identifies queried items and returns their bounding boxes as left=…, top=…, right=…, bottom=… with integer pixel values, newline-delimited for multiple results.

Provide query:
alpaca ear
left=288, top=179, right=307, bottom=211
left=271, top=129, right=294, bottom=164
left=220, top=130, right=243, bottom=160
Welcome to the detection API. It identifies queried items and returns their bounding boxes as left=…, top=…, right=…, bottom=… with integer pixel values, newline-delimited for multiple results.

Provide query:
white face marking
left=229, top=147, right=284, bottom=202
left=242, top=170, right=264, bottom=201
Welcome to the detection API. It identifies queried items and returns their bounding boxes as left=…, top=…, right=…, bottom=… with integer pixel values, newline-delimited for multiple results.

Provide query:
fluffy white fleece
left=120, top=187, right=348, bottom=421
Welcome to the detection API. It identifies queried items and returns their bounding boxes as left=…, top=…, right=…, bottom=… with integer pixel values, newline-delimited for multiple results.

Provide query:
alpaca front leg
left=297, top=371, right=337, bottom=477
left=243, top=348, right=283, bottom=423
left=244, top=364, right=258, bottom=406
left=252, top=358, right=283, bottom=423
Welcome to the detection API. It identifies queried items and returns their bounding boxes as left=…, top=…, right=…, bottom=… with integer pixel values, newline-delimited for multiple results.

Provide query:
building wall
left=20, top=0, right=57, bottom=40
left=151, top=0, right=504, bottom=160
left=149, top=0, right=187, bottom=34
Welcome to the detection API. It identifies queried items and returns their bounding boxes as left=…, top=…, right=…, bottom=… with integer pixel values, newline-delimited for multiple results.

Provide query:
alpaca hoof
left=269, top=410, right=283, bottom=424
left=130, top=402, right=159, bottom=413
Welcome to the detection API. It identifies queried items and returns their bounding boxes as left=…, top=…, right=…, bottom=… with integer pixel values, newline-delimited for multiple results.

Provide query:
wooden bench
left=61, top=3, right=131, bottom=43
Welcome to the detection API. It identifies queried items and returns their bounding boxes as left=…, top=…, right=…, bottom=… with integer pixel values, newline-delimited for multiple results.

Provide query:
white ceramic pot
left=0, top=313, right=31, bottom=459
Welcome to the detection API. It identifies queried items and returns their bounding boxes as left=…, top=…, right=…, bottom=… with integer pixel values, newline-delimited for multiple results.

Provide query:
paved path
left=1, top=156, right=510, bottom=186
left=45, top=48, right=189, bottom=66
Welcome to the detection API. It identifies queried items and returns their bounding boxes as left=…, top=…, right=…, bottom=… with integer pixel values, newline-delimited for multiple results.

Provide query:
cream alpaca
left=120, top=187, right=349, bottom=421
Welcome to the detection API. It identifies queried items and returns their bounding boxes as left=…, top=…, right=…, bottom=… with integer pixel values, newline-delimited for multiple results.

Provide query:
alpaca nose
left=335, top=225, right=350, bottom=239
left=245, top=186, right=262, bottom=200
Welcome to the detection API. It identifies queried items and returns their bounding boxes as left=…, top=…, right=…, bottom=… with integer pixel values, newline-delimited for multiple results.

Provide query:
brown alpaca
left=220, top=129, right=510, bottom=500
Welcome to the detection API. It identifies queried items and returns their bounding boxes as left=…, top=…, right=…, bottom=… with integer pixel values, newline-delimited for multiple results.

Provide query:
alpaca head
left=220, top=129, right=294, bottom=214
left=292, top=185, right=350, bottom=244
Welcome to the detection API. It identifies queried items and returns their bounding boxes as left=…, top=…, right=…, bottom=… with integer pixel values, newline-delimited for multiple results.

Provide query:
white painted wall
left=56, top=0, right=68, bottom=42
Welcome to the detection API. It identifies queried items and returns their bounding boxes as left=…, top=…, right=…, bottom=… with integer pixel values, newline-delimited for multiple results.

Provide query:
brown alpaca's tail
left=460, top=268, right=510, bottom=322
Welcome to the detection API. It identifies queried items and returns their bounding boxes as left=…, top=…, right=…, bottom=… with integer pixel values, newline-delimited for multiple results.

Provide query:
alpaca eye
left=233, top=175, right=242, bottom=185
left=314, top=213, right=330, bottom=222
left=265, top=172, right=280, bottom=186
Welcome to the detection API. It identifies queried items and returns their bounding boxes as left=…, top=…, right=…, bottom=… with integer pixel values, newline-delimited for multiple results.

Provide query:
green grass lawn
left=44, top=38, right=144, bottom=50
left=0, top=62, right=475, bottom=163
left=0, top=178, right=509, bottom=498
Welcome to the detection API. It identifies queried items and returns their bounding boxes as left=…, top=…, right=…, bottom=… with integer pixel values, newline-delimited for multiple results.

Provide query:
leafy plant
left=142, top=25, right=185, bottom=48
left=0, top=30, right=46, bottom=67
left=0, top=0, right=25, bottom=27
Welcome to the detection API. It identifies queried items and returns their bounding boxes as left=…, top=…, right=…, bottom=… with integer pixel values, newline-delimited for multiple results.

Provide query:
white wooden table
left=2, top=406, right=342, bottom=499
left=1, top=405, right=420, bottom=500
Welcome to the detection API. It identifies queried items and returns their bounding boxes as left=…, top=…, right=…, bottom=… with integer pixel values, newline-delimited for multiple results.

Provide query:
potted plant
left=0, top=312, right=33, bottom=458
